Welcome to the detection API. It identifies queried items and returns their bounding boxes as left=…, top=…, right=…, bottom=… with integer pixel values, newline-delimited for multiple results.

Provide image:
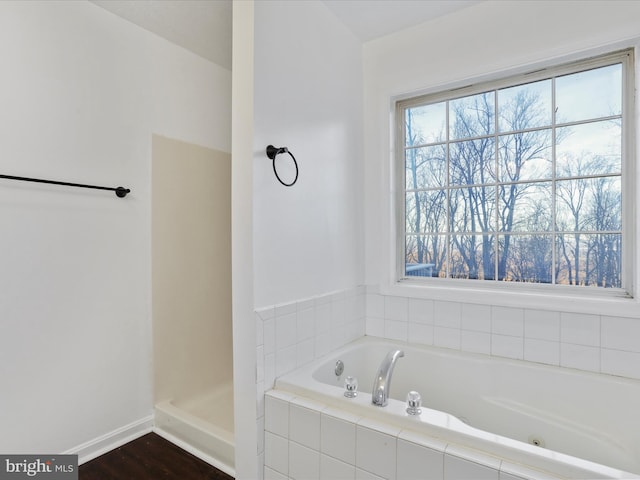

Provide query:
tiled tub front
left=264, top=390, right=564, bottom=480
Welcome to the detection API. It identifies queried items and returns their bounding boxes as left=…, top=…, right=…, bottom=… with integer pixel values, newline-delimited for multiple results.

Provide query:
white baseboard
left=63, top=415, right=154, bottom=465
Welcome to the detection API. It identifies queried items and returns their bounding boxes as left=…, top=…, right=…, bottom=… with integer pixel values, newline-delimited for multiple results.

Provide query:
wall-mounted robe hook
left=266, top=145, right=298, bottom=187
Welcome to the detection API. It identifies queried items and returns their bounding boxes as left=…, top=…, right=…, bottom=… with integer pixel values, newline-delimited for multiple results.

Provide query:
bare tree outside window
left=401, top=54, right=627, bottom=290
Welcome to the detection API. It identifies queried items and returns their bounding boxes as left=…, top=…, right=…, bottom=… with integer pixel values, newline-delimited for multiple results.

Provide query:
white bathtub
left=275, top=337, right=640, bottom=479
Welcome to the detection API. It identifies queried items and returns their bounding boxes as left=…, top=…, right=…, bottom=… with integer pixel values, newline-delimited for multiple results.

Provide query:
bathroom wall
left=252, top=0, right=364, bottom=309
left=234, top=1, right=365, bottom=478
left=152, top=135, right=232, bottom=404
left=0, top=0, right=230, bottom=460
left=363, top=1, right=640, bottom=379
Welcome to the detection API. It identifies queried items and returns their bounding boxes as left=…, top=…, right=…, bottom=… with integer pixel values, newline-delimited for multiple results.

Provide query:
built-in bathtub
left=154, top=382, right=234, bottom=477
left=271, top=336, right=640, bottom=479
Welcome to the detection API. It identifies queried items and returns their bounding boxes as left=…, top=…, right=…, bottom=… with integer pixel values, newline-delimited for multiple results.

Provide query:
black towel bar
left=0, top=174, right=130, bottom=198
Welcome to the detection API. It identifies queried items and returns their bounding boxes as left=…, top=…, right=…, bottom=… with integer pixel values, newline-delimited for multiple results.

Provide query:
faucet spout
left=371, top=349, right=405, bottom=407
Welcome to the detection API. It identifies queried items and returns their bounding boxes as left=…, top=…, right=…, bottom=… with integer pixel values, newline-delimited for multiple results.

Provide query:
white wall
left=238, top=1, right=365, bottom=478
left=253, top=0, right=364, bottom=308
left=363, top=1, right=640, bottom=378
left=0, top=0, right=230, bottom=457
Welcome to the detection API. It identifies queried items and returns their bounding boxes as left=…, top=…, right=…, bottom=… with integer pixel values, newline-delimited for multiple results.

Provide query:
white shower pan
left=154, top=382, right=234, bottom=476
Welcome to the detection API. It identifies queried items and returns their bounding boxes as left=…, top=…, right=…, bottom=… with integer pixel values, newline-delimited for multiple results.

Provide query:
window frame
left=395, top=49, right=635, bottom=299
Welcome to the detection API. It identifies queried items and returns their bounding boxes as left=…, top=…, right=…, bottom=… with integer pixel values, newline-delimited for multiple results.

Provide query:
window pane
left=556, top=177, right=621, bottom=232
left=405, top=190, right=447, bottom=233
left=498, top=79, right=552, bottom=132
left=449, top=92, right=495, bottom=140
left=405, top=234, right=446, bottom=277
left=586, top=177, right=622, bottom=231
left=405, top=102, right=447, bottom=146
left=556, top=120, right=621, bottom=178
left=451, top=186, right=495, bottom=233
left=405, top=145, right=447, bottom=190
left=398, top=51, right=628, bottom=291
left=405, top=192, right=418, bottom=234
left=450, top=137, right=496, bottom=185
left=499, top=234, right=553, bottom=283
left=499, top=182, right=552, bottom=232
left=556, top=234, right=621, bottom=288
left=450, top=234, right=495, bottom=280
left=555, top=64, right=622, bottom=123
left=498, top=130, right=552, bottom=182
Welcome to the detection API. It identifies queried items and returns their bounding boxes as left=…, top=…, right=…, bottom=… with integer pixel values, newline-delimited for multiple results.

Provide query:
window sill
left=381, top=278, right=640, bottom=318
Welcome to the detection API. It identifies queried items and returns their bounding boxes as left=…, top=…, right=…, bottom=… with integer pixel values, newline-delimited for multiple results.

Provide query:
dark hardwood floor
left=79, top=433, right=234, bottom=480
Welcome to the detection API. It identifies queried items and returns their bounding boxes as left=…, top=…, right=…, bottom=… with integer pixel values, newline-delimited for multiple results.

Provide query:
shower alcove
left=151, top=134, right=234, bottom=476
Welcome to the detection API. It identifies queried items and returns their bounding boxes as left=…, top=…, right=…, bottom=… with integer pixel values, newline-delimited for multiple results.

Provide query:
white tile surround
left=256, top=286, right=367, bottom=479
left=255, top=286, right=640, bottom=478
left=263, top=390, right=562, bottom=480
left=366, top=292, right=640, bottom=381
left=256, top=286, right=367, bottom=392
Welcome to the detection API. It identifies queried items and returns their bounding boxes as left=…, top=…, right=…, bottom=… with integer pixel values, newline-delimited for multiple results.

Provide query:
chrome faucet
left=371, top=349, right=405, bottom=407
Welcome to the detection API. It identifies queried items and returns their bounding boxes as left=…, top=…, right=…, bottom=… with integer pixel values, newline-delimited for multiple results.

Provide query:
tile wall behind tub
left=255, top=286, right=367, bottom=479
left=366, top=291, right=640, bottom=381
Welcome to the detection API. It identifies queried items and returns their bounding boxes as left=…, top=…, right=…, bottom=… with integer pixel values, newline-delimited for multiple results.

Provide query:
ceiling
left=322, top=0, right=481, bottom=41
left=89, top=0, right=233, bottom=68
left=89, top=0, right=481, bottom=70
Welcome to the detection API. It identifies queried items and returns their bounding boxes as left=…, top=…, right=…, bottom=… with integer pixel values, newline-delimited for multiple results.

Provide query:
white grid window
left=398, top=50, right=633, bottom=293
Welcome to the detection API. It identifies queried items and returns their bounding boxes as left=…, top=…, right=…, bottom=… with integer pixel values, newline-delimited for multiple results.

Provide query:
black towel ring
left=266, top=145, right=298, bottom=187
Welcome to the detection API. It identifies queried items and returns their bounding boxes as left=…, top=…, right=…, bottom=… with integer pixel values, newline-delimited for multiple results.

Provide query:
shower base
left=154, top=382, right=234, bottom=476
